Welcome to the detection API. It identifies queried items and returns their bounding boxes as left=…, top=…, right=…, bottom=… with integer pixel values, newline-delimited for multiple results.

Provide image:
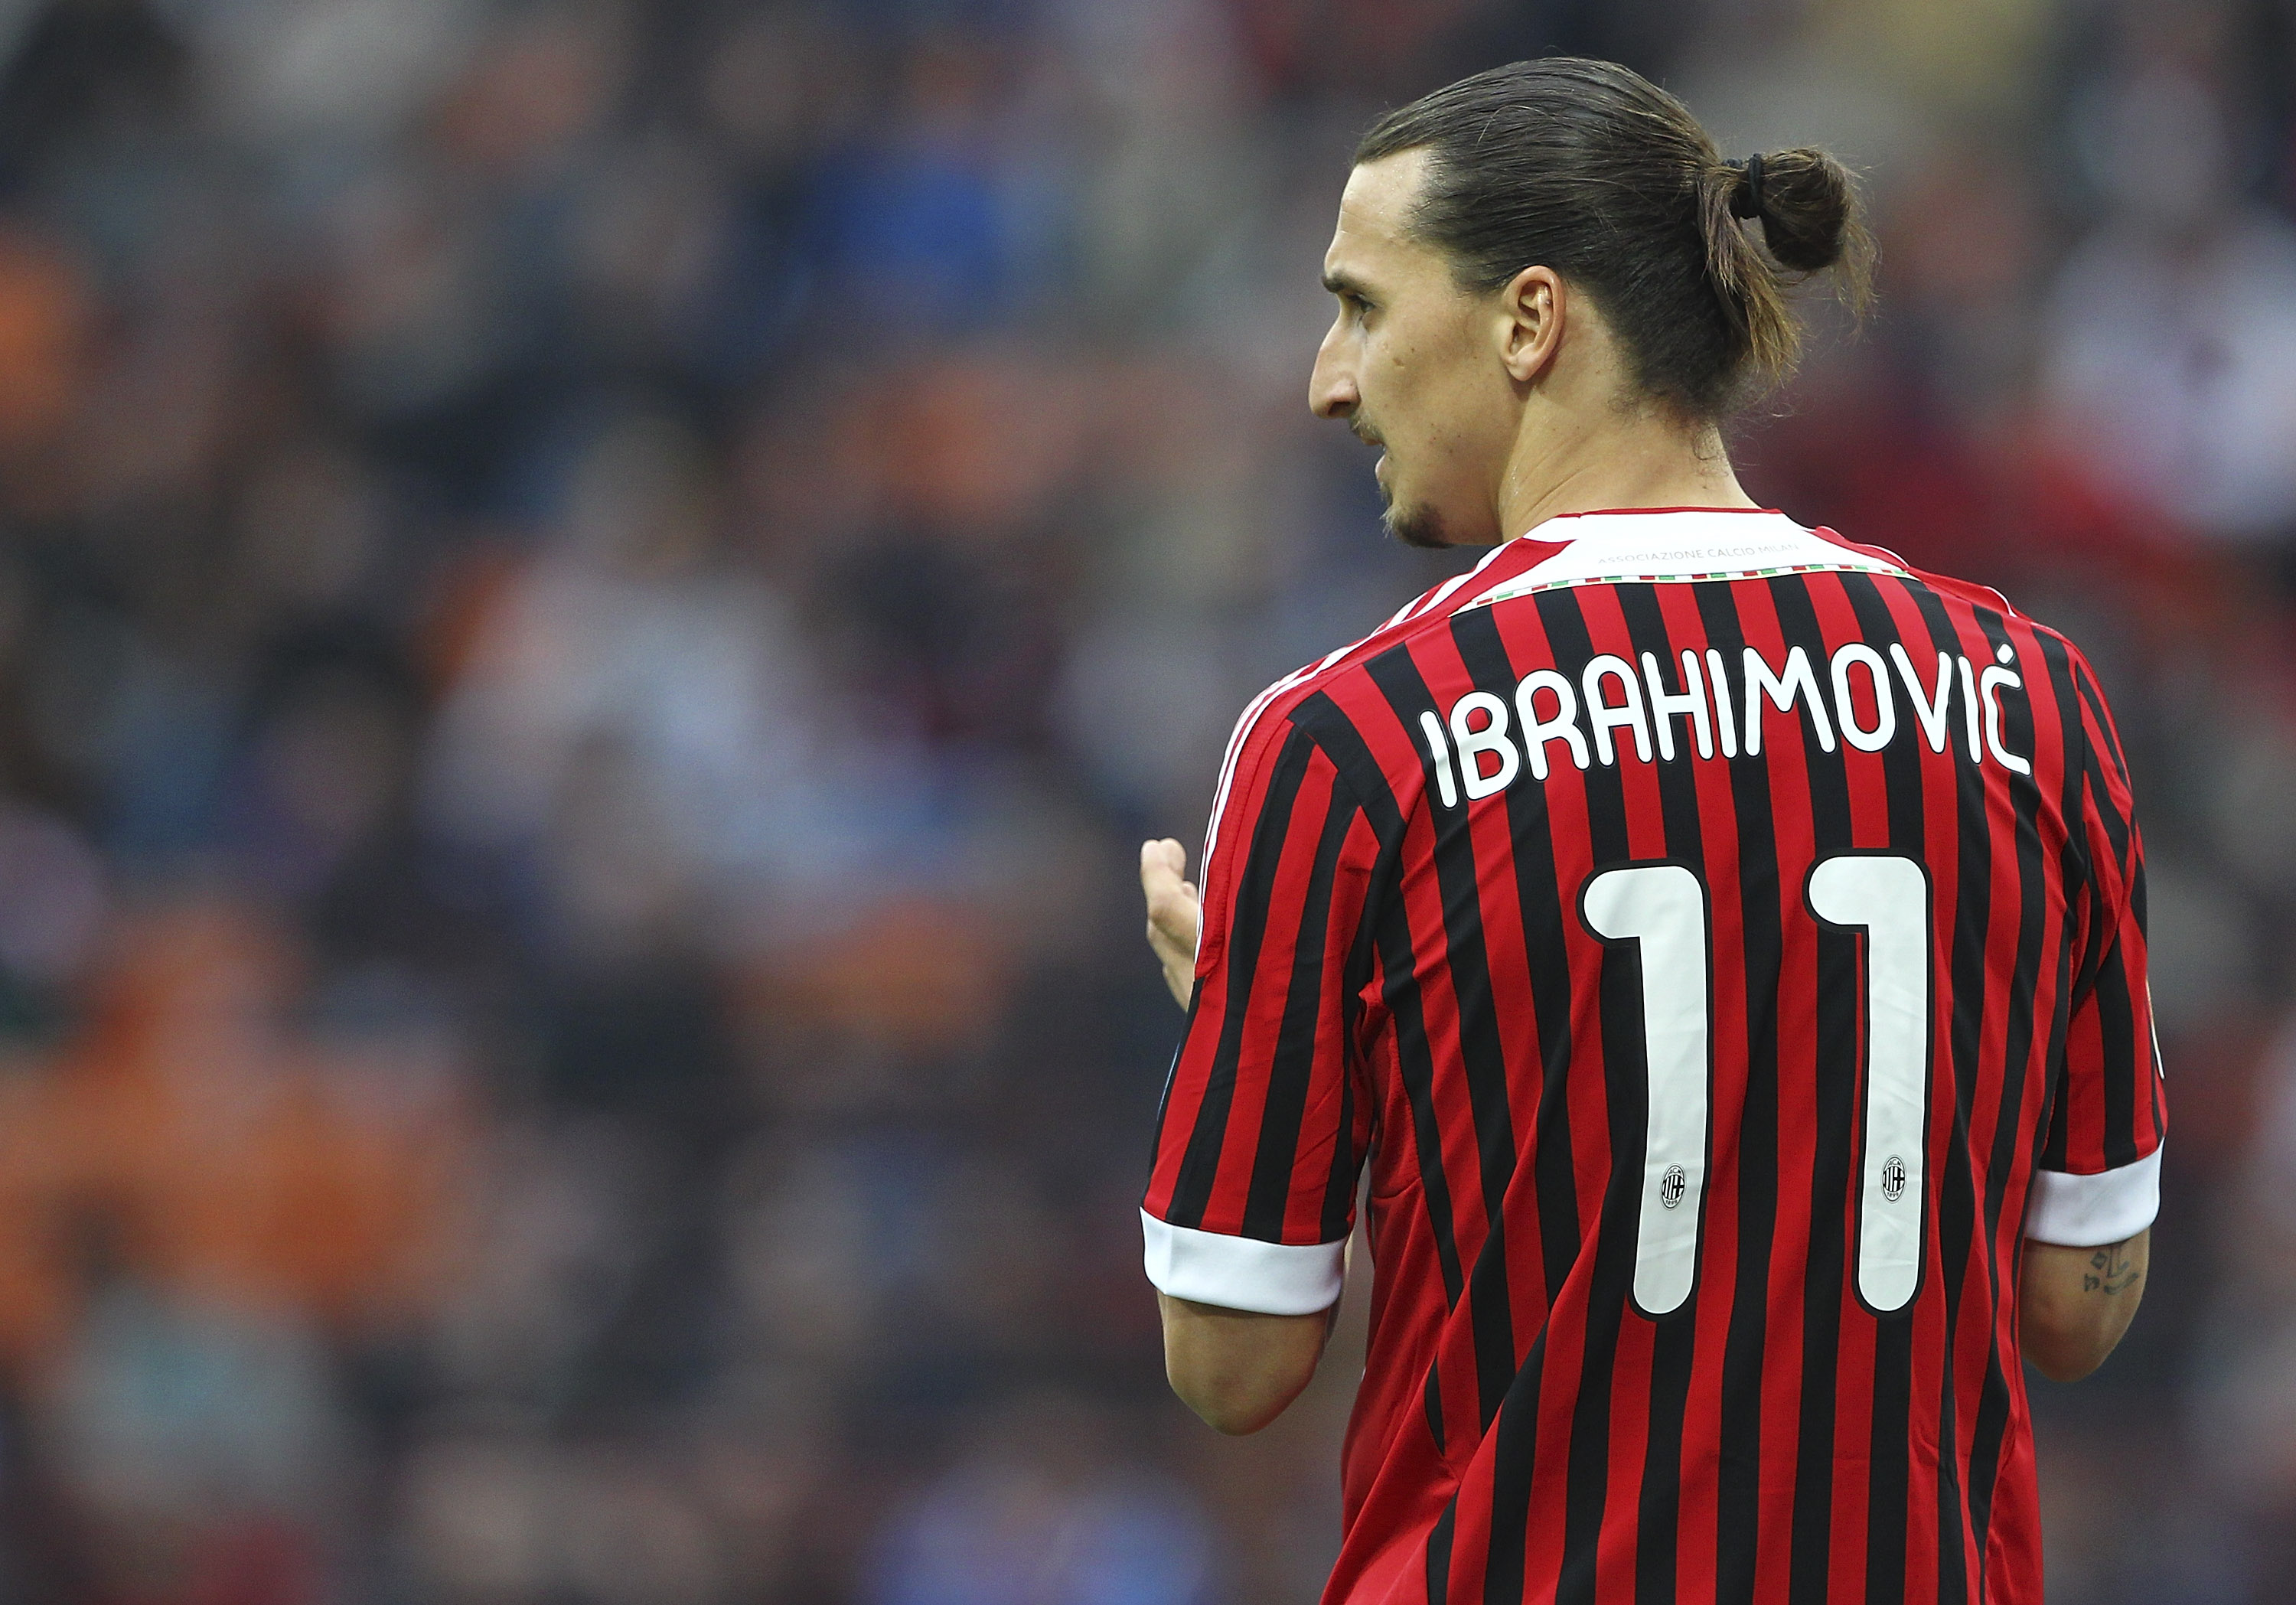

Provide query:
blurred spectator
left=2042, top=57, right=2296, bottom=546
left=425, top=407, right=825, bottom=901
left=2192, top=1010, right=2296, bottom=1584
left=866, top=1394, right=1215, bottom=1605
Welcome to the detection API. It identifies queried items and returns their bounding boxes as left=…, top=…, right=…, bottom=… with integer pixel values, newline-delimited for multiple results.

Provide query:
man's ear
left=1497, top=265, right=1565, bottom=384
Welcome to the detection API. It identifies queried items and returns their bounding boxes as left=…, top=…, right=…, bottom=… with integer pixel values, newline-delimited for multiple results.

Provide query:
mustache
left=1349, top=418, right=1383, bottom=448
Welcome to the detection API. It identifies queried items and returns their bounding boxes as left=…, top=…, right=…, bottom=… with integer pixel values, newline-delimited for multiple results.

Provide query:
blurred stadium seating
left=0, top=0, right=2285, bottom=1600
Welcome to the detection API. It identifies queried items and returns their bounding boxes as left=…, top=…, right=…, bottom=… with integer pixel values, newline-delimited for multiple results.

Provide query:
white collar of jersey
left=1459, top=508, right=1906, bottom=612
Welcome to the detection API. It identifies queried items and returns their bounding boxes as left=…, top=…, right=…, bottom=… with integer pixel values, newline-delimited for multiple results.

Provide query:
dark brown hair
left=1355, top=57, right=1874, bottom=420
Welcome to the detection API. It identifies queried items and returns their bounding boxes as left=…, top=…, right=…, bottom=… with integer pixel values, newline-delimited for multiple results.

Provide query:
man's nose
left=1309, top=327, right=1358, bottom=419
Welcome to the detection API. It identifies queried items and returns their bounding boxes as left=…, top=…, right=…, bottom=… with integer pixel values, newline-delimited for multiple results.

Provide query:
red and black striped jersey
left=1140, top=508, right=2165, bottom=1605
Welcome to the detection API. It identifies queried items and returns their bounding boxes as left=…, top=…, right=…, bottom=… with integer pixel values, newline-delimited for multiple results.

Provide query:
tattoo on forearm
left=2080, top=1243, right=2142, bottom=1294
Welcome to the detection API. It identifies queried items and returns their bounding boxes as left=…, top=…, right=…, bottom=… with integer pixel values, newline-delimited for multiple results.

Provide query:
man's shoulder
left=1877, top=550, right=2113, bottom=686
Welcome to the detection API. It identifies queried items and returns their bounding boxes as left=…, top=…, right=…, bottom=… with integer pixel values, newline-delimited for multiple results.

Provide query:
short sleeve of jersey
left=2027, top=653, right=2167, bottom=1247
left=1140, top=713, right=1380, bottom=1315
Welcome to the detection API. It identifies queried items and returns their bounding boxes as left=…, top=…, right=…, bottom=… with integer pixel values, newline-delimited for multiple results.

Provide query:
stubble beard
left=1361, top=426, right=1450, bottom=550
left=1379, top=484, right=1451, bottom=550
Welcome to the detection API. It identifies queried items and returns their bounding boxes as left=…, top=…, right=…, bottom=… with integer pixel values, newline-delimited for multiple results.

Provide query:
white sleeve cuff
left=1140, top=1209, right=1345, bottom=1316
left=2024, top=1147, right=2162, bottom=1246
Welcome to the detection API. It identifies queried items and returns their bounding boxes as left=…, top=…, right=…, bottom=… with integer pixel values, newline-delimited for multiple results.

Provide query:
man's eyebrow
left=1321, top=269, right=1373, bottom=298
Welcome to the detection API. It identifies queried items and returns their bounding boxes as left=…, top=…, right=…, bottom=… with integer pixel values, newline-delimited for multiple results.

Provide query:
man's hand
left=1140, top=837, right=1203, bottom=1009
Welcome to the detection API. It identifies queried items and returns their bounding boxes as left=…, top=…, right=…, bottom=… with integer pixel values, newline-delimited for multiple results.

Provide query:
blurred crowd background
left=0, top=0, right=2285, bottom=1600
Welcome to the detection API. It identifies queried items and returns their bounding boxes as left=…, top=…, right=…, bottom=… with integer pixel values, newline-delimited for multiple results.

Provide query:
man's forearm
left=1158, top=1292, right=1336, bottom=1434
left=2020, top=1228, right=2149, bottom=1382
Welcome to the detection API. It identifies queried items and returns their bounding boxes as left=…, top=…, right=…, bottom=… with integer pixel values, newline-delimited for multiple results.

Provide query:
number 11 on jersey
left=1583, top=854, right=1932, bottom=1320
left=1808, top=853, right=1932, bottom=1315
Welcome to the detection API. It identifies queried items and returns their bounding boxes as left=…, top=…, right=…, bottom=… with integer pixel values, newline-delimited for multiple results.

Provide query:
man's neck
left=1490, top=414, right=1756, bottom=543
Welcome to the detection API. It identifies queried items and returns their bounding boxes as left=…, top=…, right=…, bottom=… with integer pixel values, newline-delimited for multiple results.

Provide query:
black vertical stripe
left=1369, top=640, right=1520, bottom=1425
left=1769, top=574, right=1858, bottom=1605
left=2076, top=739, right=2130, bottom=872
left=1242, top=769, right=1364, bottom=1239
left=1634, top=1317, right=1697, bottom=1605
left=1962, top=1352, right=2015, bottom=1586
left=1369, top=938, right=1459, bottom=1306
left=2040, top=666, right=2108, bottom=1174
left=1148, top=997, right=1205, bottom=1166
left=1443, top=616, right=1556, bottom=1434
left=1321, top=1055, right=1361, bottom=1243
left=1427, top=1496, right=1458, bottom=1603
left=1537, top=592, right=1632, bottom=869
left=1933, top=1370, right=1968, bottom=1605
left=1450, top=605, right=1584, bottom=1309
left=1168, top=723, right=1319, bottom=1226
left=1976, top=611, right=2049, bottom=1233
left=1480, top=1335, right=1548, bottom=1604
left=1901, top=585, right=1991, bottom=1323
left=1372, top=637, right=1521, bottom=1225
left=2132, top=843, right=2162, bottom=1139
left=1614, top=585, right=1710, bottom=1605
left=1864, top=1318, right=1916, bottom=1603
left=1839, top=573, right=1926, bottom=856
left=1965, top=607, right=2050, bottom=1564
left=1698, top=580, right=1781, bottom=1604
left=1554, top=907, right=1657, bottom=1605
left=1290, top=693, right=1468, bottom=1307
left=1457, top=1225, right=1522, bottom=1434
left=1898, top=578, right=1991, bottom=1603
left=1532, top=587, right=1637, bottom=1604
left=2037, top=638, right=2141, bottom=1169
left=2054, top=739, right=2126, bottom=1098
left=2087, top=956, right=2141, bottom=1165
left=1614, top=586, right=1710, bottom=869
left=1326, top=772, right=1387, bottom=1251
left=2069, top=663, right=2132, bottom=788
left=1841, top=571, right=1928, bottom=1605
left=2039, top=934, right=2082, bottom=1186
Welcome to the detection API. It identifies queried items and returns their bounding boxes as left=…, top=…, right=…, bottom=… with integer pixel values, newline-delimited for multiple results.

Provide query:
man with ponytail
left=1136, top=58, right=2161, bottom=1604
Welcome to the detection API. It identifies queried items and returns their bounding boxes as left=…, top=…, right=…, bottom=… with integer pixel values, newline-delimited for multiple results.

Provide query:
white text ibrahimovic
left=1417, top=639, right=2031, bottom=810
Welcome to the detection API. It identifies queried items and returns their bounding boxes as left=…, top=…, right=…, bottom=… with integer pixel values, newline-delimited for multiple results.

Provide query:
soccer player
left=1135, top=59, right=2163, bottom=1604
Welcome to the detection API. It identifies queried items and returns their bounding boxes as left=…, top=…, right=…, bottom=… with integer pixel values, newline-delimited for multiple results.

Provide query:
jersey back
left=1141, top=509, right=2165, bottom=1605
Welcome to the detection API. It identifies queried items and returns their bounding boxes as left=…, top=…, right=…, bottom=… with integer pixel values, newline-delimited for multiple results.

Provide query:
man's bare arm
left=1158, top=1292, right=1336, bottom=1434
left=2020, top=1227, right=2149, bottom=1382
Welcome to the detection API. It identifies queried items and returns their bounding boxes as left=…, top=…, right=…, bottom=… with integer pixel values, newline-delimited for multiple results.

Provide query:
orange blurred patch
left=877, top=357, right=1090, bottom=539
left=0, top=225, right=93, bottom=455
left=739, top=895, right=1015, bottom=1061
left=413, top=540, right=527, bottom=693
left=0, top=902, right=474, bottom=1376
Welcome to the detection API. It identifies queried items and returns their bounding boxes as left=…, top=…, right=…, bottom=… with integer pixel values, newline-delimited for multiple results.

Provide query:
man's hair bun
left=1734, top=147, right=1864, bottom=276
left=1696, top=141, right=1873, bottom=383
